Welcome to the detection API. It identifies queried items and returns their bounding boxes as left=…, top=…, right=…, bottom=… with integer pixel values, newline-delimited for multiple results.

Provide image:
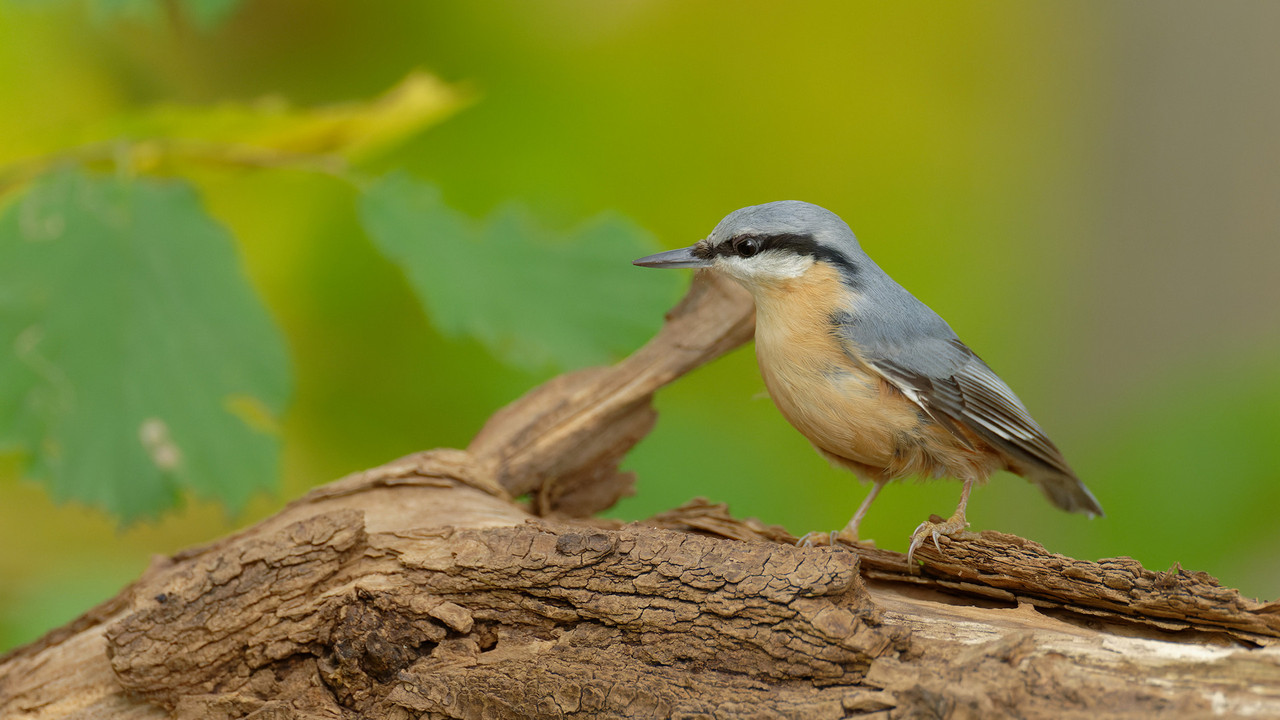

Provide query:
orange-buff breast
left=751, top=265, right=1000, bottom=484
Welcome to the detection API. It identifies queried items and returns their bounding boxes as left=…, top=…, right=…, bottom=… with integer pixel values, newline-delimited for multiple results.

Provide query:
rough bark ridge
left=1, top=272, right=1278, bottom=720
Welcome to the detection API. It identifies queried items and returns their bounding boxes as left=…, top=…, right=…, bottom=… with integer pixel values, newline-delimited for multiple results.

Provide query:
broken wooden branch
left=2, top=271, right=1277, bottom=720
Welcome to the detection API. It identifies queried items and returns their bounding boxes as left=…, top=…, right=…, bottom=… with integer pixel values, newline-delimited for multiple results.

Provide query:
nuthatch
left=634, top=201, right=1102, bottom=560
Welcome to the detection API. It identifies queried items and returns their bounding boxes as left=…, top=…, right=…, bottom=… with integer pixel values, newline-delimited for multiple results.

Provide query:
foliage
left=361, top=175, right=679, bottom=373
left=0, top=169, right=288, bottom=520
left=0, top=72, right=675, bottom=522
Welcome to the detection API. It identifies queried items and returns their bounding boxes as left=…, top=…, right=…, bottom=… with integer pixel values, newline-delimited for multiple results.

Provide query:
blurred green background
left=2, top=1, right=1278, bottom=652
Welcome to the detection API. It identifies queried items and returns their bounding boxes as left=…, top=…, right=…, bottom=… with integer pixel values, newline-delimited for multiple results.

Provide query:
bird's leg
left=797, top=479, right=887, bottom=548
left=843, top=479, right=887, bottom=540
left=907, top=477, right=975, bottom=563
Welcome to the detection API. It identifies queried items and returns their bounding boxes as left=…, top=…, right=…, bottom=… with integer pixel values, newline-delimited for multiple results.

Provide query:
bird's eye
left=735, top=237, right=761, bottom=258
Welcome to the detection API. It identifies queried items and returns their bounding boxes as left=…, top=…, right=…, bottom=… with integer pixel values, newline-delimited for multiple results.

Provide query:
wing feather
left=828, top=268, right=1101, bottom=515
left=861, top=338, right=1076, bottom=479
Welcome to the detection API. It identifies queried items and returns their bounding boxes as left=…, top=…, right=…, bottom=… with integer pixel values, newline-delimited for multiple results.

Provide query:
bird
left=632, top=201, right=1103, bottom=561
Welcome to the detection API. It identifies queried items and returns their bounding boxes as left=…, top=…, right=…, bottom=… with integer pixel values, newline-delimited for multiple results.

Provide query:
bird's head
left=633, top=201, right=864, bottom=293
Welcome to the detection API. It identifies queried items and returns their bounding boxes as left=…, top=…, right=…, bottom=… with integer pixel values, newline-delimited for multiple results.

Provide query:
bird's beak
left=632, top=245, right=711, bottom=269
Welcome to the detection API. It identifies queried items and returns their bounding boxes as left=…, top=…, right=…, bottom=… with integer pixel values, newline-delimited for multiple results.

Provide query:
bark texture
left=1, top=271, right=1278, bottom=720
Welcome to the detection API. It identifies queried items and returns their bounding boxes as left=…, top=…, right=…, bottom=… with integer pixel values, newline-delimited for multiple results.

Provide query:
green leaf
left=92, top=71, right=464, bottom=163
left=0, top=168, right=290, bottom=521
left=0, top=72, right=465, bottom=183
left=359, top=175, right=683, bottom=373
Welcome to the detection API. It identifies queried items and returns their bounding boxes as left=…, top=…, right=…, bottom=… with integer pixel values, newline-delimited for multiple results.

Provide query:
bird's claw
left=907, top=513, right=969, bottom=564
left=797, top=529, right=859, bottom=548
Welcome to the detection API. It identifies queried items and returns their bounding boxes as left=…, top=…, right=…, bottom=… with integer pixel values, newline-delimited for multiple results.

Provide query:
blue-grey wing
left=867, top=337, right=1104, bottom=516
left=862, top=334, right=1077, bottom=480
left=830, top=269, right=1102, bottom=515
left=830, top=281, right=1074, bottom=472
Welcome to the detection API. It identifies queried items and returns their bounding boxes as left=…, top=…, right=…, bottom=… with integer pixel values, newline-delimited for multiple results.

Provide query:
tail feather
left=1030, top=469, right=1105, bottom=518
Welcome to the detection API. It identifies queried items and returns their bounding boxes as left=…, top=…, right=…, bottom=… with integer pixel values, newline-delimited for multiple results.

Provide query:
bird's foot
left=907, top=512, right=969, bottom=563
left=796, top=528, right=859, bottom=548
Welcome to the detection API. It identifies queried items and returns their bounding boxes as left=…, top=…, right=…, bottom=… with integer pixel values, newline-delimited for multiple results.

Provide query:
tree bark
left=1, top=272, right=1277, bottom=720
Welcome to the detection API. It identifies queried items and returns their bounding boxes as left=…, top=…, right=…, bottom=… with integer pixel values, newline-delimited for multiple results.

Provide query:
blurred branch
left=467, top=269, right=756, bottom=515
left=2, top=272, right=1278, bottom=719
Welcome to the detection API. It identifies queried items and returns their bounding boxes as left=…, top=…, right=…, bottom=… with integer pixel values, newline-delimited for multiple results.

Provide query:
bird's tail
left=1030, top=469, right=1105, bottom=518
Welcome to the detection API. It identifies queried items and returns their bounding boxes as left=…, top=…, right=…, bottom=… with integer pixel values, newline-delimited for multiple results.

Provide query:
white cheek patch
left=715, top=249, right=814, bottom=283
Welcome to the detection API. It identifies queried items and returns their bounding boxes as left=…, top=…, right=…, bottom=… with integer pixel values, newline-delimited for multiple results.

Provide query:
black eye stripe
left=706, top=234, right=773, bottom=258
left=714, top=233, right=816, bottom=258
left=703, top=232, right=858, bottom=279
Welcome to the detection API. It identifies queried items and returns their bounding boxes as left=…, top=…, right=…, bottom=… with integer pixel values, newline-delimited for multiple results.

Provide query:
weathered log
left=1, top=271, right=1277, bottom=720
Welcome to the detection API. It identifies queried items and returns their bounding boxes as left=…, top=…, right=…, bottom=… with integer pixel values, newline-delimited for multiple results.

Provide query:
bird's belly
left=756, top=345, right=926, bottom=477
left=749, top=267, right=989, bottom=482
